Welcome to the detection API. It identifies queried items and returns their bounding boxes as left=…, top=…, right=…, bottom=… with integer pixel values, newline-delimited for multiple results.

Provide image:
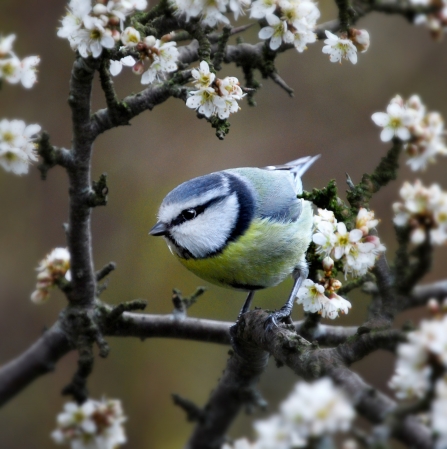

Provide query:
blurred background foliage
left=1, top=0, right=447, bottom=447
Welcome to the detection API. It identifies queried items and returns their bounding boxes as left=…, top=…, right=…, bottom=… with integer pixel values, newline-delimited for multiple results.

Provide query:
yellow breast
left=177, top=214, right=311, bottom=291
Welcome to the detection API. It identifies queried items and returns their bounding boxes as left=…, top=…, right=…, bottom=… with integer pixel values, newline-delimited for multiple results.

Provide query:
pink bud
left=349, top=29, right=370, bottom=53
left=132, top=61, right=144, bottom=75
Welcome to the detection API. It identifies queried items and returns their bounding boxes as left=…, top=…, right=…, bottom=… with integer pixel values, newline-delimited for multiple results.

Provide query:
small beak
left=149, top=221, right=168, bottom=236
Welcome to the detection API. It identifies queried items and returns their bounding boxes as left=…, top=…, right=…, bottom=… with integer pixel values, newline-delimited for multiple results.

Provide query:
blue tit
left=149, top=155, right=319, bottom=325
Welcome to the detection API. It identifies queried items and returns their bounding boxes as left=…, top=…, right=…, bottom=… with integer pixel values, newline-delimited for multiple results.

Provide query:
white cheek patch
left=171, top=193, right=239, bottom=258
left=158, top=183, right=229, bottom=224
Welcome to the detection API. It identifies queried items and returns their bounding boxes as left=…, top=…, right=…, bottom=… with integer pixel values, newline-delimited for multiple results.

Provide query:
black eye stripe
left=170, top=195, right=227, bottom=227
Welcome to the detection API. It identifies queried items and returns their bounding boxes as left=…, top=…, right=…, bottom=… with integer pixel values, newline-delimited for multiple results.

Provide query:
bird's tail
left=264, top=155, right=320, bottom=194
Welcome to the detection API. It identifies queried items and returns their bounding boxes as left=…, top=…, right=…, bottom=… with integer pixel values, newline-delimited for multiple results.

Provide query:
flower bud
left=322, top=256, right=334, bottom=273
left=92, top=3, right=108, bottom=15
left=349, top=28, right=370, bottom=53
left=331, top=279, right=342, bottom=291
left=143, top=35, right=157, bottom=47
left=132, top=61, right=144, bottom=75
left=108, top=16, right=120, bottom=27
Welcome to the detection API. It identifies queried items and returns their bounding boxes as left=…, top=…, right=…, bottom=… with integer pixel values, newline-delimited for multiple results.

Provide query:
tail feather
left=264, top=155, right=320, bottom=194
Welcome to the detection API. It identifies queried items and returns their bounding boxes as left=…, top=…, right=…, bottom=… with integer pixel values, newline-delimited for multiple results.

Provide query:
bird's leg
left=238, top=290, right=255, bottom=321
left=230, top=291, right=255, bottom=341
left=265, top=263, right=309, bottom=330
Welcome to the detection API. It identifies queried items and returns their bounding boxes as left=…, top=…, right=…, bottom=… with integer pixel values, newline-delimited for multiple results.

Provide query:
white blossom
left=296, top=279, right=327, bottom=313
left=0, top=34, right=16, bottom=57
left=250, top=0, right=276, bottom=19
left=120, top=26, right=141, bottom=46
left=390, top=316, right=447, bottom=400
left=109, top=55, right=136, bottom=76
left=0, top=119, right=40, bottom=175
left=349, top=28, right=370, bottom=52
left=58, top=0, right=146, bottom=58
left=279, top=378, right=355, bottom=438
left=432, top=376, right=447, bottom=449
left=254, top=415, right=305, bottom=449
left=140, top=40, right=179, bottom=84
left=372, top=95, right=447, bottom=170
left=191, top=60, right=215, bottom=88
left=0, top=51, right=40, bottom=89
left=51, top=398, right=126, bottom=449
left=312, top=207, right=385, bottom=279
left=258, top=14, right=293, bottom=51
left=393, top=180, right=447, bottom=246
left=31, top=248, right=71, bottom=304
left=322, top=30, right=357, bottom=64
left=186, top=62, right=244, bottom=119
left=355, top=207, right=379, bottom=236
left=186, top=87, right=226, bottom=118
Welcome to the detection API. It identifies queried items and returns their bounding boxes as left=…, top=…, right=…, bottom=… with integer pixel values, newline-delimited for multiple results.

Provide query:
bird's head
left=150, top=172, right=254, bottom=259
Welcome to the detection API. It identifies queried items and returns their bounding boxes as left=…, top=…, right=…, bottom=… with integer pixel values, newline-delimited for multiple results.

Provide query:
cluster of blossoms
left=389, top=306, right=447, bottom=449
left=110, top=28, right=179, bottom=84
left=223, top=378, right=355, bottom=449
left=0, top=119, right=41, bottom=175
left=312, top=208, right=386, bottom=278
left=393, top=180, right=447, bottom=245
left=410, top=0, right=447, bottom=40
left=171, top=0, right=250, bottom=26
left=296, top=256, right=351, bottom=319
left=30, top=248, right=71, bottom=304
left=57, top=0, right=147, bottom=58
left=52, top=398, right=126, bottom=449
left=372, top=95, right=447, bottom=171
left=0, top=34, right=39, bottom=88
left=322, top=28, right=370, bottom=65
left=254, top=0, right=320, bottom=53
left=186, top=61, right=245, bottom=119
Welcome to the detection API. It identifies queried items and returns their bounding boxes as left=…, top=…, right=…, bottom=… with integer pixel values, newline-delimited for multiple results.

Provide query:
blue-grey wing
left=226, top=168, right=302, bottom=223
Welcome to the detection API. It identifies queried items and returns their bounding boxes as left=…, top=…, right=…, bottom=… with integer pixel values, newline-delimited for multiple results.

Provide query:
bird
left=149, top=155, right=319, bottom=326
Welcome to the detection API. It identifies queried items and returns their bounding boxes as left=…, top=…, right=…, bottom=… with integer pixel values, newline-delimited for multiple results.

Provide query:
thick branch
left=0, top=310, right=355, bottom=407
left=233, top=310, right=432, bottom=449
left=0, top=324, right=70, bottom=407
left=66, top=57, right=99, bottom=305
left=185, top=327, right=269, bottom=449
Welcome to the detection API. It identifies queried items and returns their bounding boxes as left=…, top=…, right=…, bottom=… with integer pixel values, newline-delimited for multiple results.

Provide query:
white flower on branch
left=171, top=0, right=251, bottom=25
left=249, top=0, right=276, bottom=19
left=390, top=316, right=447, bottom=400
left=51, top=398, right=126, bottom=449
left=258, top=14, right=293, bottom=51
left=312, top=208, right=385, bottom=279
left=0, top=119, right=40, bottom=175
left=279, top=378, right=355, bottom=438
left=393, top=180, right=447, bottom=245
left=296, top=279, right=327, bottom=313
left=186, top=61, right=245, bottom=119
left=372, top=95, right=447, bottom=170
left=31, top=248, right=71, bottom=304
left=58, top=0, right=147, bottom=58
left=322, top=30, right=357, bottom=64
left=0, top=34, right=16, bottom=57
left=0, top=34, right=40, bottom=88
left=245, top=378, right=355, bottom=448
left=110, top=34, right=179, bottom=84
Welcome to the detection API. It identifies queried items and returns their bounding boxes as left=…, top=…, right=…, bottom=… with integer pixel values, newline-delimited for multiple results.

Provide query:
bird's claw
left=264, top=307, right=291, bottom=332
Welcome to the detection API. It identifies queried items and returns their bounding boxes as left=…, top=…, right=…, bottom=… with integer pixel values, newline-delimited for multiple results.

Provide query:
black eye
left=182, top=209, right=197, bottom=221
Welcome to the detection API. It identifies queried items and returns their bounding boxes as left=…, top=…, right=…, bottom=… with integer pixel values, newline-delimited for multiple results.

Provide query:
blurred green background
left=1, top=0, right=447, bottom=447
